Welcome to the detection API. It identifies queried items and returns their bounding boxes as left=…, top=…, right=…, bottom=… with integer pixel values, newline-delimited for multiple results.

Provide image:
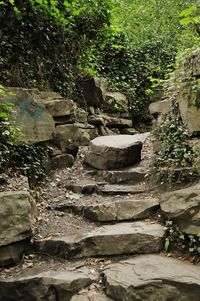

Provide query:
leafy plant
left=164, top=220, right=200, bottom=255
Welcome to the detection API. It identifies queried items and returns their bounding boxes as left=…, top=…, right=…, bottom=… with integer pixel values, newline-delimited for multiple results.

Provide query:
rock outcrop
left=78, top=77, right=107, bottom=107
left=160, top=183, right=200, bottom=234
left=0, top=191, right=37, bottom=266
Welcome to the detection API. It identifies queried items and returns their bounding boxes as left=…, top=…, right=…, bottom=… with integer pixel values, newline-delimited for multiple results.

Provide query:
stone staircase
left=1, top=131, right=200, bottom=300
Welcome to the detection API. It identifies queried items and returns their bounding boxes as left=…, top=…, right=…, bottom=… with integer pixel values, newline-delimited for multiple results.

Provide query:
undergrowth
left=151, top=100, right=199, bottom=187
left=164, top=220, right=200, bottom=256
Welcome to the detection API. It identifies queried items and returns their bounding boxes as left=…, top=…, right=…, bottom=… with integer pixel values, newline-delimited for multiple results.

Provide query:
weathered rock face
left=88, top=114, right=132, bottom=128
left=177, top=78, right=200, bottom=135
left=103, top=255, right=200, bottom=301
left=53, top=123, right=98, bottom=154
left=103, top=116, right=132, bottom=128
left=176, top=50, right=199, bottom=135
left=0, top=191, right=37, bottom=246
left=0, top=88, right=55, bottom=143
left=160, top=183, right=200, bottom=234
left=149, top=99, right=172, bottom=117
left=78, top=77, right=107, bottom=107
left=38, top=98, right=76, bottom=117
left=85, top=133, right=149, bottom=170
left=104, top=91, right=129, bottom=114
left=34, top=221, right=164, bottom=258
left=0, top=268, right=97, bottom=301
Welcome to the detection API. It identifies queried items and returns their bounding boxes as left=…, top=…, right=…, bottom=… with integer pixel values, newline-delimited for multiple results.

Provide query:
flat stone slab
left=34, top=221, right=164, bottom=258
left=103, top=255, right=200, bottom=301
left=58, top=198, right=159, bottom=222
left=0, top=267, right=97, bottom=301
left=160, top=183, right=200, bottom=234
left=100, top=184, right=149, bottom=195
left=85, top=133, right=150, bottom=170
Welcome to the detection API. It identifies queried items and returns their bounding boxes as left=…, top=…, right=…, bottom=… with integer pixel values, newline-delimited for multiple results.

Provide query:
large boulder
left=78, top=77, right=107, bottom=107
left=0, top=88, right=55, bottom=143
left=160, top=183, right=200, bottom=234
left=0, top=191, right=37, bottom=246
left=103, top=255, right=200, bottom=301
left=0, top=190, right=37, bottom=266
left=53, top=123, right=98, bottom=154
left=85, top=133, right=149, bottom=170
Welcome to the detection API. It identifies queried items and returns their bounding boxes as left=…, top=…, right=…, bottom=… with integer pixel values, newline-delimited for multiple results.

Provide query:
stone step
left=102, top=254, right=200, bottom=300
left=0, top=267, right=97, bottom=301
left=56, top=198, right=160, bottom=222
left=65, top=182, right=149, bottom=195
left=97, top=166, right=147, bottom=184
left=34, top=221, right=164, bottom=259
left=99, top=184, right=149, bottom=195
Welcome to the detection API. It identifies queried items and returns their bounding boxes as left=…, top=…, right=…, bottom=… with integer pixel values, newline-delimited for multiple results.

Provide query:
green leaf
left=180, top=17, right=193, bottom=26
left=179, top=6, right=197, bottom=18
left=164, top=238, right=170, bottom=252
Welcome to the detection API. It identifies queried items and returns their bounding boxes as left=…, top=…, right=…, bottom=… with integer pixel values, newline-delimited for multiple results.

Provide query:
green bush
left=80, top=32, right=176, bottom=121
left=0, top=0, right=112, bottom=97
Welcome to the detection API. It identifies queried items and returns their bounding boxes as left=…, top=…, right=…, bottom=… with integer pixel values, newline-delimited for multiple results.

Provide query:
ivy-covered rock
left=177, top=78, right=200, bottom=135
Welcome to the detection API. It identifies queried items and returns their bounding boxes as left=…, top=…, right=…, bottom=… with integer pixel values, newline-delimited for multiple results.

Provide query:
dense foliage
left=0, top=0, right=112, bottom=96
left=1, top=0, right=198, bottom=120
